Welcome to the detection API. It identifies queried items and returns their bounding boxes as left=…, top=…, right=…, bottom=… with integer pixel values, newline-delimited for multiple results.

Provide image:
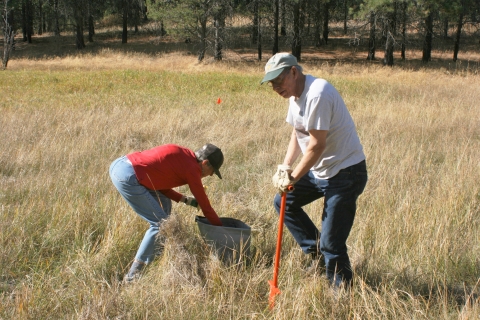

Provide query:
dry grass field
left=0, top=30, right=479, bottom=319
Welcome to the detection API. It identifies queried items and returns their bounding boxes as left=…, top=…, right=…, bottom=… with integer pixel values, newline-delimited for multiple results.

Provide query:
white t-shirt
left=286, top=75, right=365, bottom=179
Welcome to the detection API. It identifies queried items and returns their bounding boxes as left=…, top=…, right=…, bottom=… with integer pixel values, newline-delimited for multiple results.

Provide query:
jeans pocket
left=110, top=158, right=136, bottom=183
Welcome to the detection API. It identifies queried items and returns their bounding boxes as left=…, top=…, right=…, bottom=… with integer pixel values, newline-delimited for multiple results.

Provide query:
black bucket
left=195, top=216, right=251, bottom=264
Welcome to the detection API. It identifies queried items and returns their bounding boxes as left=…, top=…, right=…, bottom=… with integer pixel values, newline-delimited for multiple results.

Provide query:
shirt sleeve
left=159, top=189, right=183, bottom=202
left=305, top=82, right=333, bottom=132
left=187, top=173, right=222, bottom=226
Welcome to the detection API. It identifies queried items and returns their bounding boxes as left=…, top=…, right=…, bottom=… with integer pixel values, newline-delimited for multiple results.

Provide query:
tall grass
left=0, top=53, right=479, bottom=319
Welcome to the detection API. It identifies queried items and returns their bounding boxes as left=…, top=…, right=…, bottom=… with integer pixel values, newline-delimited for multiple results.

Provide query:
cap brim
left=214, top=168, right=222, bottom=179
left=260, top=68, right=286, bottom=84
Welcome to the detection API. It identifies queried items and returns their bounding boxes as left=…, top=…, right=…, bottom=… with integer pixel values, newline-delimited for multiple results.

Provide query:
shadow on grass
left=8, top=28, right=480, bottom=73
left=354, top=259, right=480, bottom=309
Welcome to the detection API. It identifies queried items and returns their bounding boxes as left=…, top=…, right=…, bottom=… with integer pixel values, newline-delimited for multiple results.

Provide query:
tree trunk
left=314, top=0, right=322, bottom=47
left=3, top=6, right=15, bottom=70
left=422, top=12, right=433, bottom=62
left=160, top=21, right=166, bottom=36
left=392, top=0, right=397, bottom=36
left=367, top=11, right=376, bottom=60
left=88, top=14, right=94, bottom=42
left=142, top=0, right=148, bottom=21
left=53, top=0, right=60, bottom=36
left=322, top=0, right=329, bottom=44
left=88, top=0, right=94, bottom=42
left=272, top=0, right=279, bottom=55
left=453, top=10, right=464, bottom=61
left=134, top=2, right=139, bottom=33
left=22, top=0, right=33, bottom=43
left=198, top=18, right=207, bottom=62
left=401, top=1, right=406, bottom=60
left=443, top=18, right=449, bottom=39
left=257, top=15, right=262, bottom=61
left=304, top=1, right=311, bottom=38
left=251, top=0, right=258, bottom=44
left=75, top=24, right=85, bottom=49
left=280, top=0, right=286, bottom=36
left=384, top=31, right=394, bottom=66
left=73, top=4, right=85, bottom=49
left=37, top=0, right=43, bottom=35
left=382, top=10, right=395, bottom=66
left=292, top=0, right=302, bottom=60
left=122, top=1, right=128, bottom=44
left=22, top=2, right=26, bottom=41
left=26, top=0, right=32, bottom=42
left=214, top=14, right=224, bottom=61
left=343, top=0, right=347, bottom=35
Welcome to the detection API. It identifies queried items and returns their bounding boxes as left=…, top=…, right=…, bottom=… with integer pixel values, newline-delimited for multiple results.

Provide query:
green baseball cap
left=261, top=53, right=303, bottom=84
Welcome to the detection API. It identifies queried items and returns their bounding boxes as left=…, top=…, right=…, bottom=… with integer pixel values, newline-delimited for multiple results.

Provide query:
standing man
left=262, top=53, right=368, bottom=288
left=109, top=143, right=224, bottom=282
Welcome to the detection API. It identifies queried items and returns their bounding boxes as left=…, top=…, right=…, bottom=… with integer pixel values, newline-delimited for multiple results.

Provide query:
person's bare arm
left=290, top=129, right=327, bottom=181
left=283, top=128, right=302, bottom=166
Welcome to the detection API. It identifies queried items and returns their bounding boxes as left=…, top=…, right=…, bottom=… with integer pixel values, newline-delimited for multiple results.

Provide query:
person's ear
left=291, top=66, right=298, bottom=78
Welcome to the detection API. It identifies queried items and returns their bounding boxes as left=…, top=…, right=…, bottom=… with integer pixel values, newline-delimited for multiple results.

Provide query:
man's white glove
left=272, top=165, right=296, bottom=193
left=182, top=196, right=199, bottom=208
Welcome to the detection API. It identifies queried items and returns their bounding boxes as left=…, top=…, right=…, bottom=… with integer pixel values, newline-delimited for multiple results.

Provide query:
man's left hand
left=183, top=196, right=199, bottom=208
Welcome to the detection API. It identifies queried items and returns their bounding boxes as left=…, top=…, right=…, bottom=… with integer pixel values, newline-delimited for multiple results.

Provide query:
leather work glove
left=182, top=196, right=199, bottom=208
left=272, top=165, right=296, bottom=193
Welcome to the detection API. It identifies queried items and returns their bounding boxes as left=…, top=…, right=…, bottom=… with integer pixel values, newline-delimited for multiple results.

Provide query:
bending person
left=109, top=143, right=224, bottom=282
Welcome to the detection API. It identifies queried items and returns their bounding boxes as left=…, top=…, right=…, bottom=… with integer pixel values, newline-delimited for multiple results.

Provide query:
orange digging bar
left=268, top=186, right=293, bottom=310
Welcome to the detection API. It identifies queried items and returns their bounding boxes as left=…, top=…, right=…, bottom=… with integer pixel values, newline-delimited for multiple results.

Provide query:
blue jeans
left=273, top=160, right=367, bottom=286
left=109, top=156, right=172, bottom=264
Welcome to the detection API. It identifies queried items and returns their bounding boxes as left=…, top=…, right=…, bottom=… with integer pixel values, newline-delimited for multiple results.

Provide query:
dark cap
left=195, top=143, right=224, bottom=179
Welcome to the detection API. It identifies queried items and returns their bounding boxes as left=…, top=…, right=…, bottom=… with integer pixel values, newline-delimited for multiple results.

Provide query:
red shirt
left=127, top=144, right=222, bottom=226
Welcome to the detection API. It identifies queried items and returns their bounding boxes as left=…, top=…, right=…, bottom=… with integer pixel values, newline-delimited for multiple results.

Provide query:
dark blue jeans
left=273, top=160, right=367, bottom=286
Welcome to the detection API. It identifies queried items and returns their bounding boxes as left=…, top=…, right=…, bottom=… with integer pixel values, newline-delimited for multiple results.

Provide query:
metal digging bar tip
left=268, top=186, right=293, bottom=310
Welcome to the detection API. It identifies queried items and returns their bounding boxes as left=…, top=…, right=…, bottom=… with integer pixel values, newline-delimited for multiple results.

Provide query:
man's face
left=268, top=67, right=294, bottom=98
left=201, top=160, right=214, bottom=178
